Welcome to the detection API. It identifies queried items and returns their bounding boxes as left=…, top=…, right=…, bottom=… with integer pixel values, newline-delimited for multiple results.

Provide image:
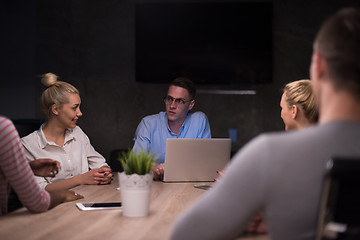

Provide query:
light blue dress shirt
left=132, top=111, right=211, bottom=163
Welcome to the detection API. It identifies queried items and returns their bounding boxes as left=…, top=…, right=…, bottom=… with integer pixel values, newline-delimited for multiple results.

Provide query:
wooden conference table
left=0, top=174, right=269, bottom=240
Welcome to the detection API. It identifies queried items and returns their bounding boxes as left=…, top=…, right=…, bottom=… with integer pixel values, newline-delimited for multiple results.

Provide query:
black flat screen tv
left=135, top=1, right=273, bottom=85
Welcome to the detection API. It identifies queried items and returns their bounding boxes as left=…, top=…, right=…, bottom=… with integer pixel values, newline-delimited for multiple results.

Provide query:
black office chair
left=108, top=149, right=129, bottom=172
left=12, top=119, right=44, bottom=137
left=316, top=158, right=360, bottom=240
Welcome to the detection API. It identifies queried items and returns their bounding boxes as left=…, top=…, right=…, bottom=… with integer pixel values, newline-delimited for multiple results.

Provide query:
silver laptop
left=163, top=138, right=232, bottom=182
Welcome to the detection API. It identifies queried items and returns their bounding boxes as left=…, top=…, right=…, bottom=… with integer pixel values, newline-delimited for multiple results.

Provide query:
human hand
left=153, top=163, right=164, bottom=180
left=80, top=167, right=113, bottom=185
left=63, top=190, right=84, bottom=202
left=29, top=158, right=61, bottom=177
left=244, top=212, right=267, bottom=234
left=48, top=190, right=84, bottom=209
left=97, top=166, right=113, bottom=184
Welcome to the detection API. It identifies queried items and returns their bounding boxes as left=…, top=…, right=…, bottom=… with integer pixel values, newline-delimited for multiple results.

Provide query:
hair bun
left=41, top=72, right=58, bottom=88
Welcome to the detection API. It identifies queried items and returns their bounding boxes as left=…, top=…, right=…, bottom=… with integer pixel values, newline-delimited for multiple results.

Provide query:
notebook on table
left=163, top=138, right=232, bottom=182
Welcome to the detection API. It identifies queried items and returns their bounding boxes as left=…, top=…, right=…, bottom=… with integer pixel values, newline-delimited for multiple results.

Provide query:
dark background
left=135, top=2, right=273, bottom=84
left=1, top=0, right=359, bottom=162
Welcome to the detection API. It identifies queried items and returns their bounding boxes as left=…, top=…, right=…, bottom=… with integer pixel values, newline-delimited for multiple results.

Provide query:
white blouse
left=21, top=125, right=108, bottom=189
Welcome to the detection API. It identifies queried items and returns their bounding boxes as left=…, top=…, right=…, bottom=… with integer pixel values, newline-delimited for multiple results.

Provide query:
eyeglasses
left=163, top=96, right=192, bottom=105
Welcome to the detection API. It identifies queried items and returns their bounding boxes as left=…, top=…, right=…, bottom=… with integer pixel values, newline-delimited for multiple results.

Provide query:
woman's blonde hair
left=41, top=73, right=79, bottom=119
left=283, top=79, right=319, bottom=124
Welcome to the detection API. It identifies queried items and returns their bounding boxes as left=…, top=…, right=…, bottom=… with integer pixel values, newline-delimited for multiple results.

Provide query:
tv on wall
left=135, top=1, right=273, bottom=85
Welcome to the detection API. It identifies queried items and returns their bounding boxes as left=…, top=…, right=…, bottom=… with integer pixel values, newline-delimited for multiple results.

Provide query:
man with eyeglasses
left=132, top=77, right=211, bottom=179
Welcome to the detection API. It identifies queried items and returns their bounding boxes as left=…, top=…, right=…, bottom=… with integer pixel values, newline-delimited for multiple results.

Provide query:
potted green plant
left=118, top=150, right=157, bottom=217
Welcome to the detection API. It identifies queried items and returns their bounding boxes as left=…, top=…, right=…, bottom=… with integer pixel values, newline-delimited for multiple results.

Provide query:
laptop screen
left=163, top=138, right=231, bottom=182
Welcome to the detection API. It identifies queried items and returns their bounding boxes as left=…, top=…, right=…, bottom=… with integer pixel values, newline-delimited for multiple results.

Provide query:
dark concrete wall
left=1, top=0, right=358, bottom=161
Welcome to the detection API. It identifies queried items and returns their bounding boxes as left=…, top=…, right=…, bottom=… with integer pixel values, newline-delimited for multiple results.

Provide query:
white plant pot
left=118, top=172, right=153, bottom=217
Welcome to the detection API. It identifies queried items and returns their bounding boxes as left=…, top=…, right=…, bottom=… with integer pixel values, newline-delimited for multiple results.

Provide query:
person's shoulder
left=0, top=116, right=11, bottom=124
left=189, top=111, right=208, bottom=120
left=20, top=129, right=41, bottom=151
left=255, top=127, right=306, bottom=142
left=141, top=112, right=164, bottom=123
left=0, top=116, right=13, bottom=128
left=230, top=131, right=291, bottom=163
left=254, top=125, right=322, bottom=149
left=21, top=127, right=41, bottom=142
left=0, top=116, right=16, bottom=135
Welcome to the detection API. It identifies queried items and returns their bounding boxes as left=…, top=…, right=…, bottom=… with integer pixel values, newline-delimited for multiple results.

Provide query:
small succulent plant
left=118, top=149, right=157, bottom=175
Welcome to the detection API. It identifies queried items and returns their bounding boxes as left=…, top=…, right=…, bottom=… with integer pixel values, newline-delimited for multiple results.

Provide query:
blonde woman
left=246, top=79, right=319, bottom=234
left=280, top=79, right=319, bottom=131
left=21, top=73, right=113, bottom=191
left=217, top=79, right=319, bottom=234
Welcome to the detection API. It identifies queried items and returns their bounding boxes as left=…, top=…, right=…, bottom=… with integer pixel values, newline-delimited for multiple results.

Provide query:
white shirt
left=21, top=125, right=108, bottom=189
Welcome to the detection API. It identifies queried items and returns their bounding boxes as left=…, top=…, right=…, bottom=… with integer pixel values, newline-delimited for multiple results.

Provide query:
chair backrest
left=316, top=158, right=360, bottom=240
left=108, top=149, right=129, bottom=172
left=12, top=119, right=44, bottom=138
